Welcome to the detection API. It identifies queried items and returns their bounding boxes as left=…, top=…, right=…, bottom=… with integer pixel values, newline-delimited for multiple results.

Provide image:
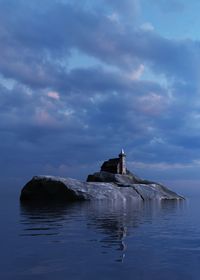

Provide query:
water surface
left=1, top=195, right=200, bottom=280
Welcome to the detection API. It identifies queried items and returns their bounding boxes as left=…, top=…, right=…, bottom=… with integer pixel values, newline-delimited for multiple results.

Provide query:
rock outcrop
left=87, top=170, right=155, bottom=184
left=20, top=172, right=183, bottom=202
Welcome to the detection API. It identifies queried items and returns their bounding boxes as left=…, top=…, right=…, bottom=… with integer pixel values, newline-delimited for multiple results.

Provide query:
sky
left=1, top=0, right=200, bottom=193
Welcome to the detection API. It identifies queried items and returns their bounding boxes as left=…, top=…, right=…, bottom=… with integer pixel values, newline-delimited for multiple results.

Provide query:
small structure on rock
left=101, top=149, right=126, bottom=175
left=20, top=148, right=184, bottom=202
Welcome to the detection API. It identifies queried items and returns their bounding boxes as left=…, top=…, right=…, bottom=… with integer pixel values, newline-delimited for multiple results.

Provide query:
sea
left=1, top=187, right=200, bottom=280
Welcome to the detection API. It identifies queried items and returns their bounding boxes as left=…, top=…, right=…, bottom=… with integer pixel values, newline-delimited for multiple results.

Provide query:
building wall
left=119, top=155, right=126, bottom=174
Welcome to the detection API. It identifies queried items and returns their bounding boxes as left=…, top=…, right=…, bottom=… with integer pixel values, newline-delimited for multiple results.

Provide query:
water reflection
left=20, top=199, right=185, bottom=262
left=86, top=200, right=185, bottom=262
left=20, top=201, right=79, bottom=237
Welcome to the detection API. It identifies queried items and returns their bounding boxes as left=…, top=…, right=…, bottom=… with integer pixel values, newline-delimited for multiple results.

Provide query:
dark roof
left=101, top=158, right=120, bottom=174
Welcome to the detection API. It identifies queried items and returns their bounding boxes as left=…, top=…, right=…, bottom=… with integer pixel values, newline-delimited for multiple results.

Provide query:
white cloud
left=47, top=91, right=60, bottom=100
left=140, top=22, right=154, bottom=31
left=107, top=13, right=120, bottom=23
left=127, top=64, right=145, bottom=80
left=128, top=161, right=194, bottom=171
left=150, top=137, right=165, bottom=145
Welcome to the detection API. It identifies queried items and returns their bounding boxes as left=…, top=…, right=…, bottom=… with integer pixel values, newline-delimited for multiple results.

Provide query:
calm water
left=1, top=194, right=200, bottom=280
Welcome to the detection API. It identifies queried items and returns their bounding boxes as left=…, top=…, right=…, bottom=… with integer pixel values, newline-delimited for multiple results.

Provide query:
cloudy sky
left=1, top=0, right=200, bottom=193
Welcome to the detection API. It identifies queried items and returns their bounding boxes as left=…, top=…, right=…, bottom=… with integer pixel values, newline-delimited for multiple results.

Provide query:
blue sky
left=141, top=0, right=197, bottom=39
left=1, top=0, right=200, bottom=193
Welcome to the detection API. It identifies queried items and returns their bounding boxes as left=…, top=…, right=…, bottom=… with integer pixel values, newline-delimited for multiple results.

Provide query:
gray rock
left=87, top=170, right=155, bottom=184
left=20, top=174, right=184, bottom=202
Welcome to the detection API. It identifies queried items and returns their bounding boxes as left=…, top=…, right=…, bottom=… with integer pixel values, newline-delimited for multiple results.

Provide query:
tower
left=119, top=149, right=126, bottom=175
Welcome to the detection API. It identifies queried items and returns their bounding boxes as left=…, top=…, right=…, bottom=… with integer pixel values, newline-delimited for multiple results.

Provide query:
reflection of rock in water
left=86, top=201, right=142, bottom=262
left=20, top=201, right=78, bottom=237
left=20, top=199, right=185, bottom=262
left=86, top=200, right=185, bottom=262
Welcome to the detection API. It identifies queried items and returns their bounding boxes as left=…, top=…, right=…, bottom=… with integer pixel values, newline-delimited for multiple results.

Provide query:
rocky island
left=20, top=150, right=183, bottom=202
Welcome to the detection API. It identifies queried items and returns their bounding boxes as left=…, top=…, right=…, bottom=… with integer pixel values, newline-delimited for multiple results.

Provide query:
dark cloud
left=0, top=0, right=198, bottom=84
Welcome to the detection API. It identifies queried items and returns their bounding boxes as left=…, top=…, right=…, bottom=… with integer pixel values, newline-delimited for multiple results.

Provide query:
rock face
left=20, top=172, right=183, bottom=202
left=87, top=170, right=155, bottom=184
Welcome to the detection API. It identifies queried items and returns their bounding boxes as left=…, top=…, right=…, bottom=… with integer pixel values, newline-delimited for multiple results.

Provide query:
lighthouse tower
left=119, top=149, right=126, bottom=175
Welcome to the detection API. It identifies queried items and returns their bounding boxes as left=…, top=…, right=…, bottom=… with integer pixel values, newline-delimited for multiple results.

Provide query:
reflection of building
left=101, top=149, right=126, bottom=175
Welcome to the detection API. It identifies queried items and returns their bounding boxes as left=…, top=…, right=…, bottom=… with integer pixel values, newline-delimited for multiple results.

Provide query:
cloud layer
left=1, top=0, right=200, bottom=190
